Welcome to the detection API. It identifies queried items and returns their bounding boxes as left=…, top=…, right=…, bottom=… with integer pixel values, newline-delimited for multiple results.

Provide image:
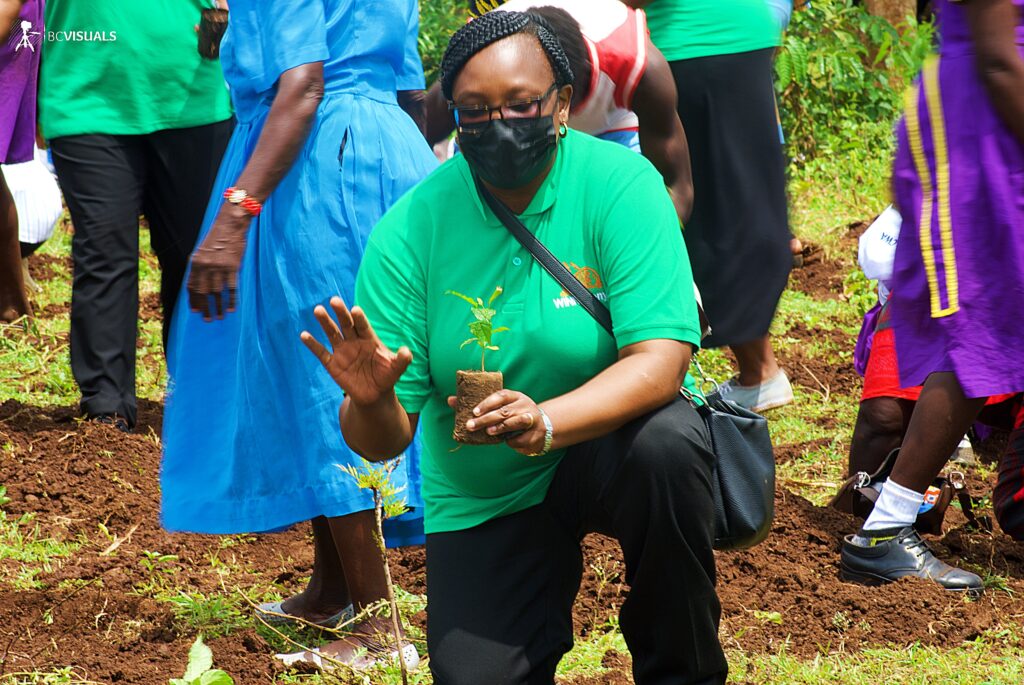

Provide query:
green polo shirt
left=356, top=131, right=701, bottom=534
left=644, top=0, right=779, bottom=62
left=39, top=0, right=232, bottom=139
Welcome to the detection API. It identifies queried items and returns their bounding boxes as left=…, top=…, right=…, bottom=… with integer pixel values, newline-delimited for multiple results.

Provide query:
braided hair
left=440, top=10, right=575, bottom=101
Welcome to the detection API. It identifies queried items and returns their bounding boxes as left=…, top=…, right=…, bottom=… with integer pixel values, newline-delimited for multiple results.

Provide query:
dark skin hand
left=188, top=61, right=325, bottom=321
left=965, top=0, right=1024, bottom=144
left=302, top=34, right=694, bottom=461
left=423, top=27, right=693, bottom=222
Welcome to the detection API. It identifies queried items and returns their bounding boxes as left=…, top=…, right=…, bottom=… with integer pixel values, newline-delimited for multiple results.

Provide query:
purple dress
left=890, top=0, right=1024, bottom=398
left=0, top=0, right=42, bottom=164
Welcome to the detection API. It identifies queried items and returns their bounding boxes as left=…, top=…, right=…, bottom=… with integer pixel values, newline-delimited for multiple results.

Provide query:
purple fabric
left=0, top=0, right=42, bottom=164
left=854, top=302, right=882, bottom=377
left=889, top=0, right=1024, bottom=398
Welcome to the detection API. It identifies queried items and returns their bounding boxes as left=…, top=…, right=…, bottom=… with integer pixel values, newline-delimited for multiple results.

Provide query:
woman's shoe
left=276, top=641, right=420, bottom=671
left=839, top=526, right=983, bottom=595
left=718, top=370, right=794, bottom=413
left=255, top=600, right=353, bottom=629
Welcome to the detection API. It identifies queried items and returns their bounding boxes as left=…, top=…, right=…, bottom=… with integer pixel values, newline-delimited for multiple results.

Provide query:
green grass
left=0, top=510, right=81, bottom=590
left=2, top=48, right=1020, bottom=684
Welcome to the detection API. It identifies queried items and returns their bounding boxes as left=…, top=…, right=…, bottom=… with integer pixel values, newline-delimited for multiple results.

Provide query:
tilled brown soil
left=2, top=396, right=1023, bottom=684
left=4, top=226, right=1024, bottom=683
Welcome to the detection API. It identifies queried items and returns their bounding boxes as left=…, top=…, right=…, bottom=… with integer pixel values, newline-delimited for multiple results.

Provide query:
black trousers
left=426, top=398, right=728, bottom=685
left=50, top=119, right=233, bottom=426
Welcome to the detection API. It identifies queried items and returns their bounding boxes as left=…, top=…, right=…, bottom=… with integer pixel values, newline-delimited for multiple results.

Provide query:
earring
left=558, top=122, right=568, bottom=137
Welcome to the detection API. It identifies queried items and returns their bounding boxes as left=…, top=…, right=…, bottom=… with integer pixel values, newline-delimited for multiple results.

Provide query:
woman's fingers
left=329, top=296, right=356, bottom=338
left=467, top=393, right=529, bottom=431
left=299, top=330, right=333, bottom=368
left=350, top=305, right=380, bottom=340
left=446, top=395, right=457, bottom=409
left=471, top=389, right=519, bottom=418
left=483, top=410, right=536, bottom=436
left=313, top=304, right=345, bottom=350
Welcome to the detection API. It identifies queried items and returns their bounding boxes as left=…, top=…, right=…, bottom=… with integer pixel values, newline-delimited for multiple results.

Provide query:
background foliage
left=419, top=0, right=468, bottom=84
left=775, top=0, right=935, bottom=168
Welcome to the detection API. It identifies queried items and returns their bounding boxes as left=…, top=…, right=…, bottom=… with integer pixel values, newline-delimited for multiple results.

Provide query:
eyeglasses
left=450, top=83, right=558, bottom=133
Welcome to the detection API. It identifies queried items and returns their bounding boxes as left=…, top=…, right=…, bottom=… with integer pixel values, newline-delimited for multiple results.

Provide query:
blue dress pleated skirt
left=160, top=0, right=437, bottom=543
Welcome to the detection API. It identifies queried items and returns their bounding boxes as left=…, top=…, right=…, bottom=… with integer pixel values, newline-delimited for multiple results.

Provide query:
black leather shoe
left=840, top=526, right=983, bottom=594
left=90, top=413, right=131, bottom=433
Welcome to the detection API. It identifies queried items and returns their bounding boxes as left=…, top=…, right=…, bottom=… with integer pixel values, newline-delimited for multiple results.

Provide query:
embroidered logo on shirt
left=552, top=263, right=606, bottom=310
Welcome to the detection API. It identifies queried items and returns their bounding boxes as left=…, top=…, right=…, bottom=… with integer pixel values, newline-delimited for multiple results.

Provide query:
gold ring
left=523, top=413, right=535, bottom=429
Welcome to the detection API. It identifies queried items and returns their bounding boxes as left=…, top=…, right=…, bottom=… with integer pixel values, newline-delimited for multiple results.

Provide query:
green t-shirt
left=356, top=131, right=702, bottom=534
left=39, top=0, right=233, bottom=139
left=643, top=0, right=779, bottom=61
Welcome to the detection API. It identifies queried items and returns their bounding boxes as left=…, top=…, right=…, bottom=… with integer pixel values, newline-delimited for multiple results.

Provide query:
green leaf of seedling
left=471, top=307, right=496, bottom=322
left=486, top=345, right=499, bottom=351
left=169, top=679, right=189, bottom=685
left=491, top=326, right=509, bottom=336
left=183, top=636, right=214, bottom=681
left=445, top=290, right=479, bottom=307
left=487, top=286, right=504, bottom=306
left=460, top=337, right=476, bottom=349
left=469, top=319, right=492, bottom=344
left=198, top=670, right=234, bottom=685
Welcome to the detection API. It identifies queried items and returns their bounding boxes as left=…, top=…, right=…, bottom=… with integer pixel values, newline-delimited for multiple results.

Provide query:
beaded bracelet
left=223, top=187, right=263, bottom=216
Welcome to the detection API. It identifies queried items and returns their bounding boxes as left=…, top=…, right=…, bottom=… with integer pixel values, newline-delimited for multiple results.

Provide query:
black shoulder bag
left=475, top=176, right=775, bottom=551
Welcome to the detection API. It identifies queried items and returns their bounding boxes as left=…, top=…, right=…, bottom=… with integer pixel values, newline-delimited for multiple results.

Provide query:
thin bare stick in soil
left=373, top=488, right=410, bottom=685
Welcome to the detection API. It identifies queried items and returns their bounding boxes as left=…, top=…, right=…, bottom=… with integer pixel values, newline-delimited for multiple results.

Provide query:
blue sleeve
left=233, top=0, right=330, bottom=94
left=765, top=0, right=793, bottom=32
left=396, top=0, right=426, bottom=91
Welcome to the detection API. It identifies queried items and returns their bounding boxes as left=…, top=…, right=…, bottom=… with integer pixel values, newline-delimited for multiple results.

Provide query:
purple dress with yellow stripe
left=889, top=0, right=1024, bottom=399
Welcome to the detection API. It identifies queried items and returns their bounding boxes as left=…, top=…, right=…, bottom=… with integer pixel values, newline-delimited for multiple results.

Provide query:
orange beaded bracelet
left=223, top=187, right=263, bottom=216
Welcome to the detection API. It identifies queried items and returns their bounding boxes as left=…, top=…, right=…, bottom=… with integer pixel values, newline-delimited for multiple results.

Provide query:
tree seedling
left=446, top=287, right=508, bottom=445
left=340, top=461, right=414, bottom=684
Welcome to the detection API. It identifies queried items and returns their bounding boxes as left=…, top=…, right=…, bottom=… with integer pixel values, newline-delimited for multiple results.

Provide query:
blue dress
left=160, top=0, right=436, bottom=544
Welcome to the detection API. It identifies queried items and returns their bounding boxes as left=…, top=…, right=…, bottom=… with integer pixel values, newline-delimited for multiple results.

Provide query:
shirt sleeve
left=355, top=208, right=433, bottom=414
left=233, top=0, right=330, bottom=94
left=597, top=164, right=701, bottom=350
left=396, top=0, right=427, bottom=91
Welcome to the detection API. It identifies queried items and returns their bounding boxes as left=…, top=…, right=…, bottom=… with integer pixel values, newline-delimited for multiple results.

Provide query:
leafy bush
left=419, top=0, right=468, bottom=84
left=776, top=0, right=935, bottom=168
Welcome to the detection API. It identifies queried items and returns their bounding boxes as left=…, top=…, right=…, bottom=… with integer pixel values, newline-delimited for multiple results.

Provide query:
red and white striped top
left=495, top=0, right=647, bottom=136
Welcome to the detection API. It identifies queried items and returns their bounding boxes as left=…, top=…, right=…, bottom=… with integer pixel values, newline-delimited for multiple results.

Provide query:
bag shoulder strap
left=474, top=175, right=615, bottom=336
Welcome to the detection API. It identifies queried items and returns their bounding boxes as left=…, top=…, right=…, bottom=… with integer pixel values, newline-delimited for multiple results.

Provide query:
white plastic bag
left=858, top=205, right=901, bottom=285
left=1, top=146, right=62, bottom=247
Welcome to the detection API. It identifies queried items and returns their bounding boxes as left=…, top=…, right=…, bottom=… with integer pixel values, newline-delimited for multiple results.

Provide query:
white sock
left=860, top=478, right=925, bottom=535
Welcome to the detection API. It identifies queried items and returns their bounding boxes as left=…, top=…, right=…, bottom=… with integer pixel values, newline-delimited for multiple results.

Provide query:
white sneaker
left=717, top=370, right=794, bottom=413
left=950, top=435, right=975, bottom=465
left=276, top=642, right=420, bottom=672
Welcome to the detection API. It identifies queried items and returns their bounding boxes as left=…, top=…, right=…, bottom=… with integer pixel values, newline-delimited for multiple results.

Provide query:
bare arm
left=537, top=339, right=691, bottom=449
left=620, top=0, right=654, bottom=8
left=466, top=339, right=692, bottom=454
left=632, top=41, right=694, bottom=223
left=398, top=89, right=428, bottom=137
left=188, top=62, right=324, bottom=320
left=425, top=79, right=457, bottom=146
left=965, top=0, right=1024, bottom=144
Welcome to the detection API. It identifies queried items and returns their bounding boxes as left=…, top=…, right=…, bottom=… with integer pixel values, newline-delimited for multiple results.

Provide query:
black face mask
left=458, top=115, right=558, bottom=190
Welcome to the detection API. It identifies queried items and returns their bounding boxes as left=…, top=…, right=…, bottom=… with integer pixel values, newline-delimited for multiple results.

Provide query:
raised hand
left=300, top=296, right=412, bottom=406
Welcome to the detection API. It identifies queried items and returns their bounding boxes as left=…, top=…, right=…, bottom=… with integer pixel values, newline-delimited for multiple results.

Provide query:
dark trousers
left=426, top=398, right=728, bottom=685
left=50, top=119, right=233, bottom=426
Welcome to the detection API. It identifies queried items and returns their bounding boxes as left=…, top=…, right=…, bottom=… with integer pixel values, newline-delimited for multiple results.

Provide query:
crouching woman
left=301, top=11, right=727, bottom=685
